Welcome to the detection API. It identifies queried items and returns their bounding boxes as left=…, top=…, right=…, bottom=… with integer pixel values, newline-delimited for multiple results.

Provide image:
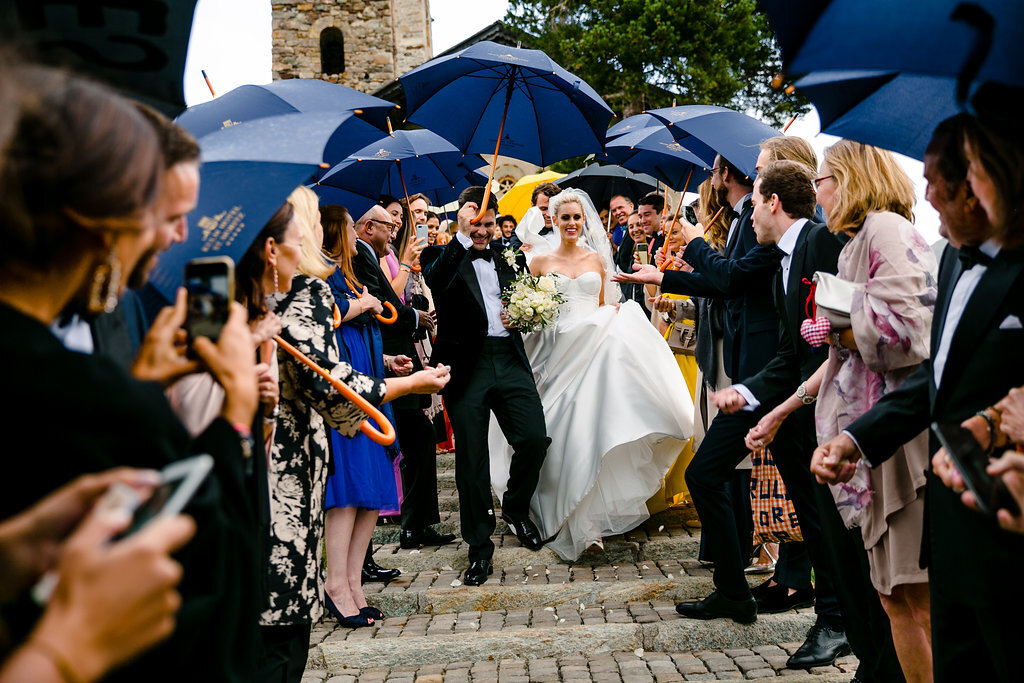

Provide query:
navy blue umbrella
left=398, top=40, right=613, bottom=221
left=309, top=185, right=379, bottom=224
left=600, top=124, right=712, bottom=190
left=175, top=79, right=399, bottom=137
left=318, top=129, right=482, bottom=207
left=148, top=160, right=322, bottom=301
left=642, top=105, right=780, bottom=179
left=605, top=113, right=663, bottom=141
left=760, top=0, right=1024, bottom=95
left=558, top=164, right=660, bottom=207
left=794, top=70, right=961, bottom=160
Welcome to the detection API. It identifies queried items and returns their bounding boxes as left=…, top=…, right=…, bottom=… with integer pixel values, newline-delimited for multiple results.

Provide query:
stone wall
left=271, top=0, right=431, bottom=93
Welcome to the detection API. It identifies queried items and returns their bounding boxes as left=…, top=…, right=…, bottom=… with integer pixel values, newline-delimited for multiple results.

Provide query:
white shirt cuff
left=841, top=429, right=872, bottom=467
left=455, top=231, right=471, bottom=248
left=732, top=384, right=759, bottom=412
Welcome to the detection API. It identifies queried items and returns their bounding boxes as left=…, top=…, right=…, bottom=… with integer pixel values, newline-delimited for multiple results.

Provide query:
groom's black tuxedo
left=422, top=237, right=548, bottom=563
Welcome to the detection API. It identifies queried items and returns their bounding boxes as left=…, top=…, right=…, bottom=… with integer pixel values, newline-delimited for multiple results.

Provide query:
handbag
left=813, top=271, right=854, bottom=327
left=750, top=448, right=803, bottom=543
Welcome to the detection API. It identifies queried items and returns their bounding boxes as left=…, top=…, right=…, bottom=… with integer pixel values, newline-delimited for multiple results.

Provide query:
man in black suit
left=351, top=204, right=455, bottom=549
left=421, top=186, right=549, bottom=586
left=615, top=153, right=778, bottom=623
left=711, top=161, right=906, bottom=676
left=494, top=214, right=521, bottom=250
left=813, top=114, right=1024, bottom=682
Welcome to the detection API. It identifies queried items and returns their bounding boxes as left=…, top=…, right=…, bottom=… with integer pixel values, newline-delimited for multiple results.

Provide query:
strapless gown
left=488, top=271, right=694, bottom=560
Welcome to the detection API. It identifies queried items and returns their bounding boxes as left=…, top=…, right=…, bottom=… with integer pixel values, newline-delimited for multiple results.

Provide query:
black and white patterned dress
left=260, top=274, right=387, bottom=626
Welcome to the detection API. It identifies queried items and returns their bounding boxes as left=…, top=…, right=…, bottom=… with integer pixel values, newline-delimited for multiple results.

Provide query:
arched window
left=320, top=27, right=344, bottom=75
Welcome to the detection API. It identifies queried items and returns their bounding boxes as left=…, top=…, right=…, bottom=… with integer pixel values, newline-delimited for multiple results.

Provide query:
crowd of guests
left=2, top=52, right=1024, bottom=683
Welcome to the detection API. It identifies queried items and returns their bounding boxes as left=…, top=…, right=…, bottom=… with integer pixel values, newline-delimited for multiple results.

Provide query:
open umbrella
left=558, top=164, right=660, bottom=207
left=793, top=70, right=961, bottom=160
left=760, top=0, right=1024, bottom=95
left=496, top=171, right=567, bottom=223
left=175, top=79, right=399, bottom=137
left=600, top=125, right=711, bottom=190
left=398, top=40, right=613, bottom=221
left=0, top=0, right=198, bottom=115
left=642, top=105, right=780, bottom=179
left=605, top=113, right=664, bottom=141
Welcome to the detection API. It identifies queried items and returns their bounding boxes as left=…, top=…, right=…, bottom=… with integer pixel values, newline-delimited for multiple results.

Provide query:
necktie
left=958, top=245, right=993, bottom=270
left=470, top=248, right=493, bottom=262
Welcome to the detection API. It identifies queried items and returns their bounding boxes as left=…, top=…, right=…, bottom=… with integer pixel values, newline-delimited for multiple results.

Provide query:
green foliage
left=505, top=0, right=808, bottom=127
left=549, top=154, right=589, bottom=174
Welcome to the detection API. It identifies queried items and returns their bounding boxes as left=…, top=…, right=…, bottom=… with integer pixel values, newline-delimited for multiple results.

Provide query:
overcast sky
left=182, top=0, right=938, bottom=242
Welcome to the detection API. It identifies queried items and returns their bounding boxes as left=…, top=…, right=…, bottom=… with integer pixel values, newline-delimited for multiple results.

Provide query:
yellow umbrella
left=497, top=170, right=566, bottom=222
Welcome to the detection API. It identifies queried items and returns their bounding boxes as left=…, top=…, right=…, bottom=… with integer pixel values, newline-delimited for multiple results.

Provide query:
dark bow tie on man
left=958, top=245, right=993, bottom=269
left=470, top=248, right=493, bottom=262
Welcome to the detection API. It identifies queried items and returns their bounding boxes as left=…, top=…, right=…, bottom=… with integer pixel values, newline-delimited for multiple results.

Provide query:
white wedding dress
left=487, top=271, right=694, bottom=560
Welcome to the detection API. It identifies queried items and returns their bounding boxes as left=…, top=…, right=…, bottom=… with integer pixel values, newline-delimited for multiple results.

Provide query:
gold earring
left=88, top=250, right=121, bottom=314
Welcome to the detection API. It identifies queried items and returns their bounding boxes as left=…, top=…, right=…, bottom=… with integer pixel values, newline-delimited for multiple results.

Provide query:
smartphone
left=636, top=242, right=650, bottom=266
left=931, top=422, right=1021, bottom=517
left=415, top=223, right=429, bottom=242
left=684, top=205, right=698, bottom=226
left=184, top=256, right=234, bottom=351
left=31, top=455, right=214, bottom=605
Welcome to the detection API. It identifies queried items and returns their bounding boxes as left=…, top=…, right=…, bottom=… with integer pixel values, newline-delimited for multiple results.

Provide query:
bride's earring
left=88, top=249, right=122, bottom=314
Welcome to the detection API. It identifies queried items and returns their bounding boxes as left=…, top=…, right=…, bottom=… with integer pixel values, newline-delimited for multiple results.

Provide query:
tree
left=505, top=0, right=808, bottom=127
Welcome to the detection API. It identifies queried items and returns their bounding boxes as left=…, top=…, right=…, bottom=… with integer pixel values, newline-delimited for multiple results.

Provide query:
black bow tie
left=469, top=248, right=493, bottom=262
left=958, top=245, right=993, bottom=270
left=539, top=227, right=553, bottom=235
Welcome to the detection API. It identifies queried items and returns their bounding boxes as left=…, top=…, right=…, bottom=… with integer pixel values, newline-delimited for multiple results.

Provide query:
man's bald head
left=356, top=205, right=393, bottom=256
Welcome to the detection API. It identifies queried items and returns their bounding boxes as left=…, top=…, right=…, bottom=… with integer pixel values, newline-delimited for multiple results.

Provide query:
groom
left=421, top=186, right=549, bottom=586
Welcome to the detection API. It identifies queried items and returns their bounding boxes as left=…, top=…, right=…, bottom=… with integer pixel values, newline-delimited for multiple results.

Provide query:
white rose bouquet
left=500, top=248, right=564, bottom=333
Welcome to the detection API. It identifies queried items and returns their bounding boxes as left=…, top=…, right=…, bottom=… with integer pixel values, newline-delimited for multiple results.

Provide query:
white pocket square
left=999, top=314, right=1023, bottom=330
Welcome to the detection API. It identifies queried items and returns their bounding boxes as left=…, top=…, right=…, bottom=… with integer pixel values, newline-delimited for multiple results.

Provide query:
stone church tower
left=271, top=1, right=432, bottom=94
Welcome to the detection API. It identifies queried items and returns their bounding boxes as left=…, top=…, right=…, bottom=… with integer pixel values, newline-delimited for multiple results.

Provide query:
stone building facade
left=271, top=0, right=432, bottom=93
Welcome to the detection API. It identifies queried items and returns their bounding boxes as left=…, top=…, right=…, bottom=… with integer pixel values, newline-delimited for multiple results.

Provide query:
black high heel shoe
left=359, top=606, right=384, bottom=621
left=324, top=593, right=373, bottom=628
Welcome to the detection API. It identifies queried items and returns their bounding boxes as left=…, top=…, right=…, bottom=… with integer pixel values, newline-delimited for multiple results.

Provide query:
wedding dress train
left=488, top=271, right=694, bottom=560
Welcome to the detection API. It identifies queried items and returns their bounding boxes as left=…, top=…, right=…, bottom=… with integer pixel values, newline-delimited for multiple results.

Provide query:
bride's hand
left=745, top=410, right=785, bottom=451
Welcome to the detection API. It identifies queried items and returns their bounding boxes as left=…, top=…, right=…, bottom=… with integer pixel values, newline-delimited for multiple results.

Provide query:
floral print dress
left=815, top=211, right=938, bottom=594
left=260, top=274, right=387, bottom=626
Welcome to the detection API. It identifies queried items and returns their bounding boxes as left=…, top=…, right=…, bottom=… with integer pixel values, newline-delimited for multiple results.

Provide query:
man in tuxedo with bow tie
left=530, top=182, right=562, bottom=249
left=421, top=186, right=549, bottom=586
left=813, top=113, right=1024, bottom=681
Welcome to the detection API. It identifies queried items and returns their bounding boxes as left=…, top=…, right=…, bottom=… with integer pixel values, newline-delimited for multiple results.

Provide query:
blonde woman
left=747, top=140, right=937, bottom=682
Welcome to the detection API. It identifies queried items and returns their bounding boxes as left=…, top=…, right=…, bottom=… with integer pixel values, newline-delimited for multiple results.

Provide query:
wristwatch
left=796, top=382, right=816, bottom=405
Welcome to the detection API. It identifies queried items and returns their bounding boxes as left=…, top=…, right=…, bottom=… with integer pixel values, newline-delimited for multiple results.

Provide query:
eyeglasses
left=813, top=175, right=834, bottom=189
left=709, top=166, right=724, bottom=176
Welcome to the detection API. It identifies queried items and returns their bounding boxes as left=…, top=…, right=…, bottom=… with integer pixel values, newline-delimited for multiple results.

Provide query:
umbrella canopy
left=497, top=171, right=567, bottom=222
left=309, top=185, right=379, bottom=224
left=148, top=160, right=322, bottom=301
left=642, top=105, right=780, bottom=179
left=175, top=79, right=399, bottom=137
left=601, top=125, right=711, bottom=190
left=0, top=0, right=198, bottom=115
left=794, top=70, right=961, bottom=160
left=558, top=164, right=660, bottom=207
left=318, top=129, right=479, bottom=204
left=399, top=41, right=614, bottom=167
left=605, top=113, right=664, bottom=141
left=760, top=0, right=1024, bottom=91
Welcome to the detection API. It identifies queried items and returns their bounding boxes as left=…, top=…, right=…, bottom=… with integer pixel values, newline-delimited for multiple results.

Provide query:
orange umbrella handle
left=273, top=335, right=396, bottom=445
left=333, top=304, right=342, bottom=329
left=376, top=301, right=398, bottom=324
left=472, top=80, right=515, bottom=225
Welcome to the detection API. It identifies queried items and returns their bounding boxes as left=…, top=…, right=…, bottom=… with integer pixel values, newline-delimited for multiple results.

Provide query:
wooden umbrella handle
left=273, top=334, right=396, bottom=445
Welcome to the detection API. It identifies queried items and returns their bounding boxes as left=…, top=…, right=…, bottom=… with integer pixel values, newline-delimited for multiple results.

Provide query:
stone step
left=362, top=560, right=768, bottom=618
left=372, top=526, right=702, bottom=572
left=303, top=648, right=857, bottom=682
left=309, top=602, right=825, bottom=671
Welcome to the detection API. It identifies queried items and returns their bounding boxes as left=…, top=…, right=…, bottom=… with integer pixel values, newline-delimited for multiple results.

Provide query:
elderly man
left=609, top=194, right=634, bottom=249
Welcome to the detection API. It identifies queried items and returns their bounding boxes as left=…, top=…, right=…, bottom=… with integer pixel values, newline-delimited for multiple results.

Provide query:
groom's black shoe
left=502, top=515, right=543, bottom=550
left=675, top=591, right=757, bottom=624
left=463, top=559, right=493, bottom=586
left=399, top=526, right=456, bottom=549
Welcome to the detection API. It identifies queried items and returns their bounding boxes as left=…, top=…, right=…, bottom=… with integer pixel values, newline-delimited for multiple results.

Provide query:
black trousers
left=931, top=587, right=1024, bottom=683
left=254, top=623, right=311, bottom=683
left=447, top=338, right=548, bottom=562
left=773, top=541, right=812, bottom=591
left=394, top=406, right=440, bottom=531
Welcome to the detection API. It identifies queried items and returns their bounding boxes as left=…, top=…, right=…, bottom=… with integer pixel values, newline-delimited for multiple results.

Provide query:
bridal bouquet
left=500, top=249, right=564, bottom=333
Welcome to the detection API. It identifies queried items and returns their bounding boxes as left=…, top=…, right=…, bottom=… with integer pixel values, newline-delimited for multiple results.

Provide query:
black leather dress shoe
left=361, top=558, right=401, bottom=585
left=675, top=591, right=757, bottom=624
left=462, top=559, right=493, bottom=586
left=502, top=515, right=543, bottom=550
left=754, top=583, right=815, bottom=614
left=786, top=621, right=851, bottom=668
left=399, top=526, right=457, bottom=549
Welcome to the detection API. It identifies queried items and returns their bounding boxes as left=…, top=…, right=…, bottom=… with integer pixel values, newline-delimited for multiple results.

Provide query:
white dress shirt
left=456, top=232, right=509, bottom=338
left=724, top=192, right=752, bottom=251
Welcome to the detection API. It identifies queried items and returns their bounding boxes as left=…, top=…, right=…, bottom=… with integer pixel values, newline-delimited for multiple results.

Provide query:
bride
left=488, top=189, right=694, bottom=560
